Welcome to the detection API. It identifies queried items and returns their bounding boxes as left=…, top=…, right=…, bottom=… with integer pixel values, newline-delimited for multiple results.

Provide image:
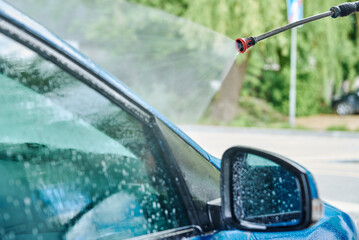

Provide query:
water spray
left=236, top=1, right=359, bottom=53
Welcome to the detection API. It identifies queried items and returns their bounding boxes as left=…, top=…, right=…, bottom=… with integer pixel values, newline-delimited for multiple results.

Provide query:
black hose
left=255, top=11, right=332, bottom=42
left=235, top=1, right=359, bottom=53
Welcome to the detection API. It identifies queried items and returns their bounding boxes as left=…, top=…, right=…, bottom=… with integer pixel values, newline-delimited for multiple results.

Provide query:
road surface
left=181, top=125, right=359, bottom=227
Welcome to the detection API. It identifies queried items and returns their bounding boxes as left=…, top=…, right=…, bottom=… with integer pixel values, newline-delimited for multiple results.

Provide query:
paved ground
left=181, top=125, right=359, bottom=227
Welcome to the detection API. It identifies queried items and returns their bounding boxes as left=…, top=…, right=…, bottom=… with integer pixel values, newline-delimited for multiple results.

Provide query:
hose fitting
left=235, top=37, right=256, bottom=53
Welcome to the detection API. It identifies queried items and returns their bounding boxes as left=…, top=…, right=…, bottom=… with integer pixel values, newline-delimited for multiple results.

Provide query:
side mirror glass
left=221, top=147, right=323, bottom=231
left=233, top=153, right=302, bottom=227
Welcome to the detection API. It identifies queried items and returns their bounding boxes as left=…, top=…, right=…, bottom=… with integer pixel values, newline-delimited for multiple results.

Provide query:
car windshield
left=10, top=0, right=237, bottom=123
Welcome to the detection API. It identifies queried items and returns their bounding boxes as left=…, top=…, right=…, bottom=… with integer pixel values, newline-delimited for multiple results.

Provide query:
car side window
left=0, top=34, right=189, bottom=239
left=157, top=120, right=220, bottom=229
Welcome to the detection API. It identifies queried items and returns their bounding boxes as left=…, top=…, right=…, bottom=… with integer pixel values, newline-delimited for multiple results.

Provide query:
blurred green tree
left=131, top=0, right=359, bottom=118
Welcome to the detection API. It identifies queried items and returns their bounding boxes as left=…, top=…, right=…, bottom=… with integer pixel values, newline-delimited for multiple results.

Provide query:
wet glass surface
left=157, top=120, right=220, bottom=205
left=157, top=120, right=220, bottom=228
left=232, top=153, right=302, bottom=227
left=0, top=34, right=189, bottom=239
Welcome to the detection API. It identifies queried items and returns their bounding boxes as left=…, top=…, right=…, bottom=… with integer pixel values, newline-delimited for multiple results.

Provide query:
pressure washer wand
left=236, top=1, right=359, bottom=53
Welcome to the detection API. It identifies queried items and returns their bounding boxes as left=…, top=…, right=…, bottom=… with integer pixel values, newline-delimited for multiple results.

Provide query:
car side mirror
left=220, top=146, right=323, bottom=231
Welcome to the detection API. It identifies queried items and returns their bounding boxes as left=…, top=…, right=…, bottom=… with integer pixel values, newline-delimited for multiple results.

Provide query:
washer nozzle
left=235, top=37, right=256, bottom=53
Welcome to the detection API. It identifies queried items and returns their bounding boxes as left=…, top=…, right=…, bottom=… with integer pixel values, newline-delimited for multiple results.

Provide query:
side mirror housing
left=220, top=146, right=323, bottom=231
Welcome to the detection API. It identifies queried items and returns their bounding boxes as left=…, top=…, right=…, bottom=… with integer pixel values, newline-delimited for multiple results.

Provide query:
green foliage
left=131, top=0, right=359, bottom=117
left=234, top=97, right=287, bottom=127
left=326, top=125, right=350, bottom=131
left=127, top=0, right=189, bottom=17
left=200, top=96, right=288, bottom=128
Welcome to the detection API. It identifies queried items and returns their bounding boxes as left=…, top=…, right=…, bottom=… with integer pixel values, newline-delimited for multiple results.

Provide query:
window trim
left=0, top=14, right=205, bottom=235
left=0, top=17, right=151, bottom=125
left=127, top=225, right=202, bottom=240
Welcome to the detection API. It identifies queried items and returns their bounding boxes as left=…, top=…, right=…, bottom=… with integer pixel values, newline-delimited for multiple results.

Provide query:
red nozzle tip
left=235, top=37, right=255, bottom=53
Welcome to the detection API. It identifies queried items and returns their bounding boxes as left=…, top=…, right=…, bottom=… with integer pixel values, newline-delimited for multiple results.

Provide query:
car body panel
left=190, top=230, right=254, bottom=240
left=190, top=205, right=358, bottom=240
left=252, top=204, right=358, bottom=240
left=0, top=1, right=358, bottom=239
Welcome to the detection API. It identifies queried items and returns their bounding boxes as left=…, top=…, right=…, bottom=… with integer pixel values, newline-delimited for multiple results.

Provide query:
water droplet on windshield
left=3, top=213, right=10, bottom=220
left=24, top=197, right=31, bottom=205
left=32, top=228, right=38, bottom=235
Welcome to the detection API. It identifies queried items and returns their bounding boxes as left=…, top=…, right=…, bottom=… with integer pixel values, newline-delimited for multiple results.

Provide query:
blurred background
left=10, top=0, right=359, bottom=227
left=11, top=0, right=359, bottom=128
left=147, top=0, right=359, bottom=127
left=128, top=0, right=359, bottom=131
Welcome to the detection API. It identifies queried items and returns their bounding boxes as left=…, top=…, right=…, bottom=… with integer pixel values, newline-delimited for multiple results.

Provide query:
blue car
left=0, top=1, right=357, bottom=239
